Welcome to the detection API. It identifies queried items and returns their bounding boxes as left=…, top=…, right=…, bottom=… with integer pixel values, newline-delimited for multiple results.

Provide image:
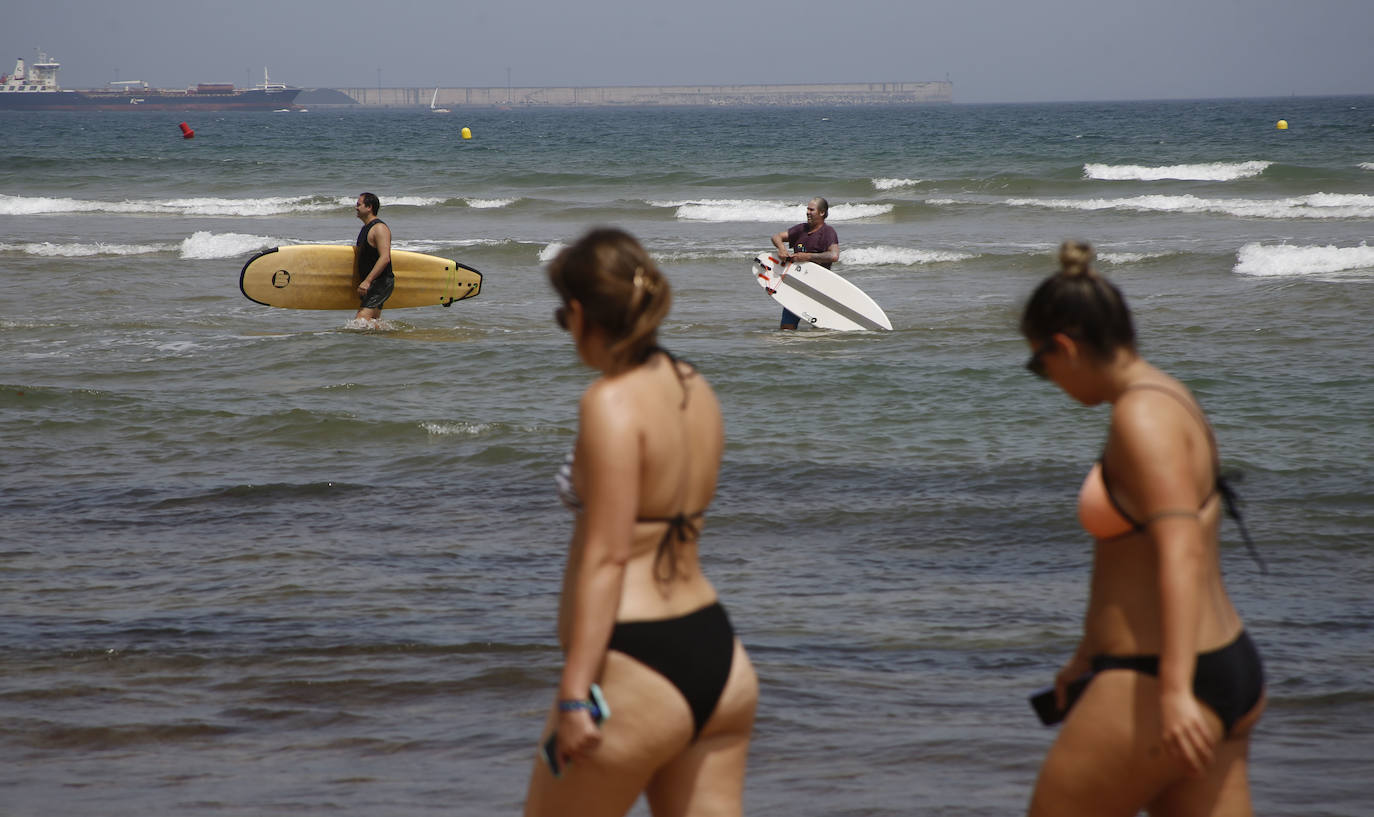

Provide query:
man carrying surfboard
left=770, top=197, right=839, bottom=330
left=353, top=192, right=395, bottom=326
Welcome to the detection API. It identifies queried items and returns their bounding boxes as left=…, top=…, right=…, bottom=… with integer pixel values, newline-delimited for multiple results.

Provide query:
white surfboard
left=751, top=252, right=892, bottom=331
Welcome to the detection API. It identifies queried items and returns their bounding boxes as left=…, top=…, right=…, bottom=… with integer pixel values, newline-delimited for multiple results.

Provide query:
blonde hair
left=548, top=228, right=672, bottom=373
left=1058, top=239, right=1095, bottom=277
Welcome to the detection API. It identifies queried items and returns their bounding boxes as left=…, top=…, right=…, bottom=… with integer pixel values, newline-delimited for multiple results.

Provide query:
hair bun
left=1058, top=240, right=1096, bottom=278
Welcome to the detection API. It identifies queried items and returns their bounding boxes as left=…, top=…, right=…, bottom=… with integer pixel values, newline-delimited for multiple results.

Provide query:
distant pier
left=323, top=81, right=954, bottom=108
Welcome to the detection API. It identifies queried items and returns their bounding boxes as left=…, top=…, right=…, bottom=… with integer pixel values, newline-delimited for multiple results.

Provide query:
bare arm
left=770, top=229, right=790, bottom=256
left=801, top=241, right=839, bottom=266
left=360, top=222, right=392, bottom=287
left=554, top=380, right=639, bottom=760
left=1109, top=392, right=1215, bottom=772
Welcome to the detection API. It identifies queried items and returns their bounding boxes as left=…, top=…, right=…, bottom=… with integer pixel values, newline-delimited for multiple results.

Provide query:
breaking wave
left=0, top=193, right=338, bottom=217
left=842, top=246, right=975, bottom=266
left=1083, top=161, right=1272, bottom=181
left=179, top=231, right=278, bottom=260
left=1233, top=242, right=1374, bottom=277
left=0, top=241, right=170, bottom=257
left=1002, top=193, right=1374, bottom=220
left=1097, top=251, right=1175, bottom=265
left=872, top=178, right=923, bottom=191
left=653, top=198, right=894, bottom=223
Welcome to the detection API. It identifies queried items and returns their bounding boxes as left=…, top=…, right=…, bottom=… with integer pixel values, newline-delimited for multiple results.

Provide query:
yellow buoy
left=461, top=127, right=472, bottom=140
left=1276, top=119, right=1288, bottom=130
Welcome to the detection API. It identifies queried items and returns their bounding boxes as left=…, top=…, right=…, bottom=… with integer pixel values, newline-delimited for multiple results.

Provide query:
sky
left=3, top=0, right=1372, bottom=103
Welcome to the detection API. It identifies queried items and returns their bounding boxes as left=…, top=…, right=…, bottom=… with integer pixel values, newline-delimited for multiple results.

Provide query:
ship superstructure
left=0, top=52, right=301, bottom=111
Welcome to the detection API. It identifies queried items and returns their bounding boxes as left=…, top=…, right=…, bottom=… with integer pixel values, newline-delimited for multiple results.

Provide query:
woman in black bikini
left=1020, top=241, right=1265, bottom=817
left=524, top=228, right=757, bottom=817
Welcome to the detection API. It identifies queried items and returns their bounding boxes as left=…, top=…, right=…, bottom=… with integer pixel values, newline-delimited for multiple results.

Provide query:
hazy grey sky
left=4, top=0, right=1371, bottom=103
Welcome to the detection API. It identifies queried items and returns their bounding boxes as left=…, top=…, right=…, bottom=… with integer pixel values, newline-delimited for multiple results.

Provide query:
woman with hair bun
left=525, top=228, right=757, bottom=817
left=1021, top=241, right=1265, bottom=816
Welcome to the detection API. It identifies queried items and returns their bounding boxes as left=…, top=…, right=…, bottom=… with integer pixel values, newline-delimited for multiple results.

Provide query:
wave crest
left=1004, top=193, right=1374, bottom=219
left=1083, top=161, right=1272, bottom=181
left=180, top=231, right=277, bottom=260
left=843, top=246, right=974, bottom=266
left=1098, top=251, right=1173, bottom=265
left=655, top=198, right=893, bottom=223
left=1234, top=242, right=1374, bottom=277
left=872, top=178, right=922, bottom=191
left=0, top=193, right=337, bottom=217
left=0, top=240, right=169, bottom=257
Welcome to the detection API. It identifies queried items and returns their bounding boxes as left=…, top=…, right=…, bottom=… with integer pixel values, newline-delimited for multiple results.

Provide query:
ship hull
left=0, top=88, right=301, bottom=111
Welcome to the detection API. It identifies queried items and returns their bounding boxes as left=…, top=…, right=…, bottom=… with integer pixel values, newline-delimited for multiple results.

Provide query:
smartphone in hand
left=1029, top=674, right=1092, bottom=726
left=541, top=684, right=610, bottom=778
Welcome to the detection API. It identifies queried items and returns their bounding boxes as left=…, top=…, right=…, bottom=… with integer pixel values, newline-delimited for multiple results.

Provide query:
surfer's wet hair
left=1020, top=240, right=1135, bottom=360
left=548, top=227, right=672, bottom=373
left=811, top=197, right=829, bottom=216
left=359, top=192, right=381, bottom=214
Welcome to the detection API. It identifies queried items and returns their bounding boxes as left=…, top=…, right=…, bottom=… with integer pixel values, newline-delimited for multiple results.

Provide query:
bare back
left=560, top=351, right=724, bottom=638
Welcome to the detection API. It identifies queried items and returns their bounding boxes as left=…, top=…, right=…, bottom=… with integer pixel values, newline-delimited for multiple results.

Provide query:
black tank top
left=355, top=219, right=393, bottom=282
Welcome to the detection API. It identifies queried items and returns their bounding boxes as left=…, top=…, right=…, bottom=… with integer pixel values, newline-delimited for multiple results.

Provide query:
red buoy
left=179, top=122, right=195, bottom=139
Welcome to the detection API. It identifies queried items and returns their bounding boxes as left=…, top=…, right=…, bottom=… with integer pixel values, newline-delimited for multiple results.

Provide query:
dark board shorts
left=360, top=273, right=395, bottom=309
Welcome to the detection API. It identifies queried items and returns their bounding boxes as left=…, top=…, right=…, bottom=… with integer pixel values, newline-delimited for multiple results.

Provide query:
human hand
left=1053, top=652, right=1093, bottom=713
left=554, top=707, right=603, bottom=769
left=356, top=280, right=370, bottom=296
left=1160, top=688, right=1216, bottom=774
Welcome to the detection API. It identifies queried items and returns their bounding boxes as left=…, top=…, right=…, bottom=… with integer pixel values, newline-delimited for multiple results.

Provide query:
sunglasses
left=554, top=305, right=569, bottom=330
left=1025, top=341, right=1055, bottom=378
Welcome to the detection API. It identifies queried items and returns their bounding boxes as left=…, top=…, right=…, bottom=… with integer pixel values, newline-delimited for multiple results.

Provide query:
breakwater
left=326, top=80, right=953, bottom=107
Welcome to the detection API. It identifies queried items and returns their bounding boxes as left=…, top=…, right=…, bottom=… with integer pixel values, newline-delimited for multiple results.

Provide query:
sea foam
left=1360, top=162, right=1374, bottom=171
left=842, top=246, right=974, bottom=266
left=872, top=178, right=923, bottom=191
left=1233, top=242, right=1374, bottom=277
left=0, top=193, right=336, bottom=217
left=0, top=241, right=170, bottom=257
left=179, top=231, right=277, bottom=260
left=466, top=198, right=517, bottom=209
left=657, top=199, right=894, bottom=223
left=363, top=195, right=450, bottom=208
left=422, top=422, right=494, bottom=437
left=1003, top=193, right=1374, bottom=219
left=1098, top=251, right=1173, bottom=265
left=1083, top=161, right=1272, bottom=181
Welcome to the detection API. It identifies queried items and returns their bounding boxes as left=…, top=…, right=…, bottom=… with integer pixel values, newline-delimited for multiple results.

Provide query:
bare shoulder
left=1107, top=379, right=1204, bottom=481
left=579, top=374, right=634, bottom=419
left=670, top=357, right=722, bottom=416
left=1112, top=378, right=1201, bottom=434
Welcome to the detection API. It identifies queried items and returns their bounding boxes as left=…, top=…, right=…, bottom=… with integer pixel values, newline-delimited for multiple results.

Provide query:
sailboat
left=429, top=86, right=451, bottom=114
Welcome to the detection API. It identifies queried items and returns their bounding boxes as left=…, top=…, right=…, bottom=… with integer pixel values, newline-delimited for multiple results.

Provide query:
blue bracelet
left=558, top=699, right=595, bottom=713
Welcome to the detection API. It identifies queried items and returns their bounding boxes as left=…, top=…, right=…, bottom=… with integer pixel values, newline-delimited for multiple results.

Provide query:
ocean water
left=2, top=97, right=1372, bottom=816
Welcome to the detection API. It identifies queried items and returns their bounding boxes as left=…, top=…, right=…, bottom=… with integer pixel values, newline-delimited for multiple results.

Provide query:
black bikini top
left=554, top=347, right=707, bottom=580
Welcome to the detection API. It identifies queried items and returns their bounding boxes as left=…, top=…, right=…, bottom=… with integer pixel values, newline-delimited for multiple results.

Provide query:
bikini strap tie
left=1217, top=470, right=1267, bottom=575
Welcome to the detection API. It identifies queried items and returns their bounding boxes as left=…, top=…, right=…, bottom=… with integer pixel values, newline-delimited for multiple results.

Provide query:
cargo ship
left=0, top=53, right=301, bottom=111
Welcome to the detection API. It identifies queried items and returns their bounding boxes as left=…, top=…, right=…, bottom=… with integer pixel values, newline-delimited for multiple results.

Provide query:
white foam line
left=1234, top=242, right=1374, bottom=277
left=1084, top=161, right=1272, bottom=181
left=1004, top=193, right=1374, bottom=220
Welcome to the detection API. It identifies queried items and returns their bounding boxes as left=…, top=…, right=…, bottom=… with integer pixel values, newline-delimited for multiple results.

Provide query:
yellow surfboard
left=239, top=245, right=482, bottom=310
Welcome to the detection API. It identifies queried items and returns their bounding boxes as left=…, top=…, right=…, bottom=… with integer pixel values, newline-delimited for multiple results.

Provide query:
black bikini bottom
left=1092, top=630, right=1263, bottom=735
left=607, top=601, right=735, bottom=740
